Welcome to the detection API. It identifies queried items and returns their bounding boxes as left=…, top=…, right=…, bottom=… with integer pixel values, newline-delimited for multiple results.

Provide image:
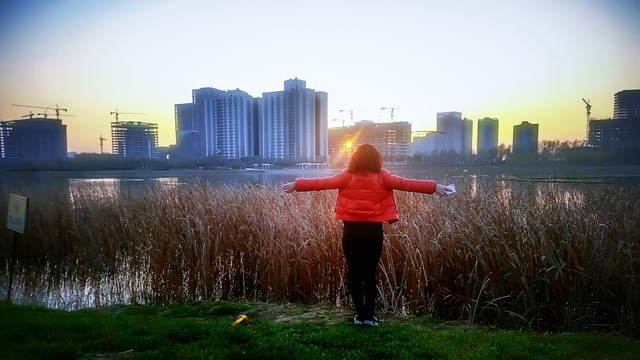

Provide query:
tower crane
left=37, top=111, right=76, bottom=119
left=339, top=109, right=360, bottom=125
left=581, top=98, right=591, bottom=120
left=110, top=109, right=146, bottom=122
left=12, top=104, right=68, bottom=119
left=582, top=98, right=592, bottom=139
left=21, top=111, right=35, bottom=119
left=99, top=134, right=108, bottom=154
left=381, top=107, right=399, bottom=123
left=332, top=118, right=345, bottom=128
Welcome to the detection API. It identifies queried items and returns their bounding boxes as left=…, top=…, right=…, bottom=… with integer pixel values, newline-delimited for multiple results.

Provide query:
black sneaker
left=353, top=314, right=364, bottom=325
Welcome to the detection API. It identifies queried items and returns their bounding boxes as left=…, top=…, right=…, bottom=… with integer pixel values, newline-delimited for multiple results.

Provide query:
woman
left=282, top=144, right=451, bottom=326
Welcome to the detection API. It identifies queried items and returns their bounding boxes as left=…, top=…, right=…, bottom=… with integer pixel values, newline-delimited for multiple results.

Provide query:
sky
left=1, top=0, right=639, bottom=154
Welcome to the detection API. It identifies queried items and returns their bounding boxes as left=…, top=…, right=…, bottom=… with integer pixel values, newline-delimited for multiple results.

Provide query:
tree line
left=409, top=139, right=640, bottom=165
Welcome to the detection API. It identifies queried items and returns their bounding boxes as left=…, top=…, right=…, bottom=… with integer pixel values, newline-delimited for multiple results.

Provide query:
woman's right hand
left=282, top=182, right=296, bottom=193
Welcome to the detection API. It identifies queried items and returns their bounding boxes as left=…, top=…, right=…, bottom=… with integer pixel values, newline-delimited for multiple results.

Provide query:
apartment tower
left=477, top=117, right=499, bottom=158
left=259, top=78, right=327, bottom=161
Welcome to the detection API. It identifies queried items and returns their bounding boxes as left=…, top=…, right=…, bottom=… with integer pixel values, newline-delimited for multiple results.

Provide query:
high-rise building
left=187, top=87, right=257, bottom=159
left=411, top=131, right=448, bottom=156
left=588, top=118, right=630, bottom=148
left=174, top=102, right=200, bottom=157
left=111, top=121, right=159, bottom=159
left=588, top=89, right=640, bottom=149
left=259, top=78, right=327, bottom=161
left=436, top=112, right=472, bottom=155
left=315, top=91, right=329, bottom=160
left=477, top=117, right=499, bottom=158
left=462, top=118, right=473, bottom=155
left=191, top=87, right=225, bottom=158
left=512, top=121, right=539, bottom=154
left=613, top=89, right=640, bottom=120
left=226, top=89, right=257, bottom=159
left=436, top=112, right=462, bottom=154
left=176, top=87, right=258, bottom=159
left=0, top=117, right=67, bottom=161
left=176, top=78, right=327, bottom=161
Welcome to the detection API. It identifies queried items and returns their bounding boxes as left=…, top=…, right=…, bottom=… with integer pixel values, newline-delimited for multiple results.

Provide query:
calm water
left=2, top=164, right=639, bottom=194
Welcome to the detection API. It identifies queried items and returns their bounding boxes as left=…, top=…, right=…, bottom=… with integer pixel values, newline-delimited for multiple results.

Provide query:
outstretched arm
left=382, top=170, right=452, bottom=197
left=285, top=170, right=348, bottom=193
left=383, top=171, right=437, bottom=193
left=282, top=182, right=296, bottom=193
left=434, top=183, right=453, bottom=197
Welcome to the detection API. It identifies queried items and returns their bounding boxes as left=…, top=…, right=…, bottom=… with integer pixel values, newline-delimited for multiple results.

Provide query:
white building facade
left=259, top=78, right=328, bottom=161
left=179, top=87, right=257, bottom=159
left=176, top=78, right=327, bottom=161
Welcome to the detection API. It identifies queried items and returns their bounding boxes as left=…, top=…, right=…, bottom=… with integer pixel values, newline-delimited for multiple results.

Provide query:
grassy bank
left=1, top=301, right=638, bottom=360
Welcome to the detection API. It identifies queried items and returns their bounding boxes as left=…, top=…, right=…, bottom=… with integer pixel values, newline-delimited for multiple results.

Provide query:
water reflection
left=4, top=258, right=152, bottom=309
left=66, top=169, right=339, bottom=188
left=62, top=170, right=341, bottom=205
left=68, top=178, right=181, bottom=208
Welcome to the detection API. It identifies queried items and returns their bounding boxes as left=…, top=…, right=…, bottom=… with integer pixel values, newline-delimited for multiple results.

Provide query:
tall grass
left=1, top=178, right=638, bottom=335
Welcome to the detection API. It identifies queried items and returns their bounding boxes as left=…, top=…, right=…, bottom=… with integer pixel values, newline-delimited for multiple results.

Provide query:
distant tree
left=410, top=153, right=424, bottom=166
left=572, top=139, right=587, bottom=148
left=538, top=139, right=592, bottom=163
left=497, top=143, right=510, bottom=162
left=561, top=146, right=606, bottom=165
left=389, top=154, right=408, bottom=164
left=444, top=149, right=459, bottom=164
left=486, top=147, right=499, bottom=163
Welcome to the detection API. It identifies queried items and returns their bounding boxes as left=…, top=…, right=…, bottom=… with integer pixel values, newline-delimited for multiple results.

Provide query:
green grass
left=1, top=301, right=638, bottom=360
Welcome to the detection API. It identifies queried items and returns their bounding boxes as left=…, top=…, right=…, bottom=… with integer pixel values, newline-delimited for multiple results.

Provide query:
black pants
left=342, top=221, right=384, bottom=318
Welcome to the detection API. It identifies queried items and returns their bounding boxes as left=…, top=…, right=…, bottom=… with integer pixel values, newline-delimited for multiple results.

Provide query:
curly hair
left=348, top=144, right=383, bottom=174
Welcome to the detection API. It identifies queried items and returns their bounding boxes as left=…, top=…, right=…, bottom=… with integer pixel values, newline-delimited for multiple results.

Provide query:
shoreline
left=1, top=163, right=640, bottom=181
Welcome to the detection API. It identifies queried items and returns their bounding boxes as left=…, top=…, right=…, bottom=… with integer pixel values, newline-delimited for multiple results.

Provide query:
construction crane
left=99, top=134, right=108, bottom=154
left=110, top=109, right=146, bottom=122
left=412, top=130, right=445, bottom=137
left=12, top=104, right=68, bottom=119
left=21, top=111, right=36, bottom=119
left=331, top=118, right=346, bottom=128
left=37, top=111, right=76, bottom=119
left=339, top=109, right=360, bottom=125
left=582, top=98, right=592, bottom=139
left=581, top=98, right=591, bottom=120
left=381, top=107, right=399, bottom=122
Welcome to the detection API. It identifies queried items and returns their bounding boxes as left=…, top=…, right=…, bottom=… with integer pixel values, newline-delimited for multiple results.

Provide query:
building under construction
left=328, top=120, right=411, bottom=166
left=0, top=117, right=67, bottom=161
left=111, top=121, right=159, bottom=159
left=588, top=89, right=640, bottom=149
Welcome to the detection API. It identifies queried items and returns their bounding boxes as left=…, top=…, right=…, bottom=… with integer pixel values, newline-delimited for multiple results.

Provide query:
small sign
left=7, top=193, right=29, bottom=234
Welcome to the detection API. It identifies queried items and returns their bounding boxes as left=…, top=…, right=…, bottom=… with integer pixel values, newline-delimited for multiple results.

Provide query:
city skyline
left=1, top=0, right=638, bottom=153
left=175, top=78, right=328, bottom=161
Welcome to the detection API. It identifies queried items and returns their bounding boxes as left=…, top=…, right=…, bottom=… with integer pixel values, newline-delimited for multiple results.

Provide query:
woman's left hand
left=434, top=184, right=452, bottom=197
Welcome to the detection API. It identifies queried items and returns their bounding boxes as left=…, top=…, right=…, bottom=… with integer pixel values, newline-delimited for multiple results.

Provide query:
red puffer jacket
left=295, top=169, right=436, bottom=223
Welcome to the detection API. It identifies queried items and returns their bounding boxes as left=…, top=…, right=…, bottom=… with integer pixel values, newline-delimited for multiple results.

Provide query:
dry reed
left=1, top=178, right=638, bottom=335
